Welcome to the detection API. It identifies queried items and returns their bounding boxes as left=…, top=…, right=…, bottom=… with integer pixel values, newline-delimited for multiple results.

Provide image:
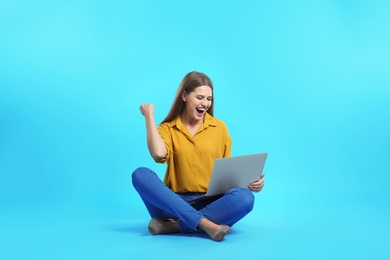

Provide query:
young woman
left=132, top=71, right=265, bottom=241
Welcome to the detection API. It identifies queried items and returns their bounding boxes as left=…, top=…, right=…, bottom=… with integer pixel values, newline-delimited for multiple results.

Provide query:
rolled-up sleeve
left=155, top=124, right=172, bottom=163
left=221, top=121, right=232, bottom=158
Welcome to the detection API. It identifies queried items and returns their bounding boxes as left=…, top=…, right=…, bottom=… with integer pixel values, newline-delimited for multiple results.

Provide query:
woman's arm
left=139, top=103, right=167, bottom=161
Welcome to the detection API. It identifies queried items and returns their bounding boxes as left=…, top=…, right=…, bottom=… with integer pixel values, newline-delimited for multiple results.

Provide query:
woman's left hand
left=248, top=174, right=265, bottom=193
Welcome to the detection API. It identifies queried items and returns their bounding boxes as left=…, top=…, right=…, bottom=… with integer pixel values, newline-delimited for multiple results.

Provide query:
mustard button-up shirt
left=156, top=113, right=232, bottom=193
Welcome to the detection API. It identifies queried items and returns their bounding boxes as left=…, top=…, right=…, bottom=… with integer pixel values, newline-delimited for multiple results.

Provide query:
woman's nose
left=201, top=101, right=208, bottom=107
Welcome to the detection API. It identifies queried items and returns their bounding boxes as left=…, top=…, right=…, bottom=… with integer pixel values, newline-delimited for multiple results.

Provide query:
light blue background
left=1, top=0, right=389, bottom=259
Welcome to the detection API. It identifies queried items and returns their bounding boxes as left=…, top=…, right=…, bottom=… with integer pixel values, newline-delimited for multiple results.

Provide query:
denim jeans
left=132, top=167, right=255, bottom=233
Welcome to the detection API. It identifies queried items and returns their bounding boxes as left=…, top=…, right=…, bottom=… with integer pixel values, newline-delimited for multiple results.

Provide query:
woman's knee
left=227, top=188, right=255, bottom=212
left=132, top=167, right=153, bottom=187
left=242, top=188, right=255, bottom=210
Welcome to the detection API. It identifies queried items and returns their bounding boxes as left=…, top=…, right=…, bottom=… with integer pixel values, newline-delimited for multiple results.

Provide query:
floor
left=1, top=194, right=389, bottom=260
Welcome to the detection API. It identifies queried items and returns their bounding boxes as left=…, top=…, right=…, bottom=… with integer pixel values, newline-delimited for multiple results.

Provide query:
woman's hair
left=161, top=71, right=214, bottom=124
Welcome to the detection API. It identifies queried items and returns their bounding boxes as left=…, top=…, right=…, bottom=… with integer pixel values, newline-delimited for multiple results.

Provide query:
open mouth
left=196, top=107, right=206, bottom=116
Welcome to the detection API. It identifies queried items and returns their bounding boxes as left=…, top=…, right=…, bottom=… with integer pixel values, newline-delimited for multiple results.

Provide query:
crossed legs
left=132, top=167, right=254, bottom=241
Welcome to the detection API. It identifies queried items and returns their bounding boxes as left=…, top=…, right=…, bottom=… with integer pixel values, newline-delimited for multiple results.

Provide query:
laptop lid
left=205, top=153, right=268, bottom=196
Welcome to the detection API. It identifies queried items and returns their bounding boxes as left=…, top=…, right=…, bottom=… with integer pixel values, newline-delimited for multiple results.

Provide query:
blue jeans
left=132, top=167, right=255, bottom=233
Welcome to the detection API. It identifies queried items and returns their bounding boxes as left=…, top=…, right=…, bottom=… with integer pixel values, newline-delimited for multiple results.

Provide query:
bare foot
left=198, top=218, right=231, bottom=241
left=148, top=218, right=180, bottom=235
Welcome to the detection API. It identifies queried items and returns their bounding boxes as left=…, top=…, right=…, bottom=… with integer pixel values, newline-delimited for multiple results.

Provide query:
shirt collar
left=169, top=112, right=217, bottom=129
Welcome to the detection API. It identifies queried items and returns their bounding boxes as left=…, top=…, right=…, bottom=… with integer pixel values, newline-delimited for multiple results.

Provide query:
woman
left=132, top=71, right=265, bottom=241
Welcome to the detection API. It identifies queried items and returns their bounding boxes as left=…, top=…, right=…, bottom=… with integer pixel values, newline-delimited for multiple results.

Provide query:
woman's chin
left=195, top=112, right=204, bottom=119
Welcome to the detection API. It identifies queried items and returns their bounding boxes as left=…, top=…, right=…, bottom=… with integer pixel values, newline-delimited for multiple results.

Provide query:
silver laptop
left=189, top=153, right=268, bottom=202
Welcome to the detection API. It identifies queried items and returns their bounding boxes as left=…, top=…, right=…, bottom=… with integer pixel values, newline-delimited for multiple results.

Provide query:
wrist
left=144, top=114, right=155, bottom=121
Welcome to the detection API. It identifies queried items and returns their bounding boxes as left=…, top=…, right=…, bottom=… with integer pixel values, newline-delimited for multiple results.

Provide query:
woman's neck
left=181, top=113, right=203, bottom=136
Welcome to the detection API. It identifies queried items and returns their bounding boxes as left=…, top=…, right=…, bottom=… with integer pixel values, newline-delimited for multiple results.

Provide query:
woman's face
left=182, top=85, right=213, bottom=122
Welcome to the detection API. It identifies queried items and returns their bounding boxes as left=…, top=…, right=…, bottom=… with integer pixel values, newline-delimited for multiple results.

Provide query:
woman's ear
left=182, top=91, right=187, bottom=102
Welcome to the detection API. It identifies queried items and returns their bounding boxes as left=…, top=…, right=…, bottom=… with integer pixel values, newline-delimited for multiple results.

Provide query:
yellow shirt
left=156, top=113, right=232, bottom=193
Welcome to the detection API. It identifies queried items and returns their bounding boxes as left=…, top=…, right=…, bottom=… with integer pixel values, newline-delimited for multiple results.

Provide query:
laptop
left=189, top=153, right=268, bottom=202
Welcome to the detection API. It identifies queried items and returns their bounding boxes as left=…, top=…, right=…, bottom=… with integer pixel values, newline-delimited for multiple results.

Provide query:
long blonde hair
left=161, top=71, right=214, bottom=124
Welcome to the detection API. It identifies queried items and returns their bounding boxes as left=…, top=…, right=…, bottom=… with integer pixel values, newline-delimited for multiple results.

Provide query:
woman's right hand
left=140, top=103, right=154, bottom=118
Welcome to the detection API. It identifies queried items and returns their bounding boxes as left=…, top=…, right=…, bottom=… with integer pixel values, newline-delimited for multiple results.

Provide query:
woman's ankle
left=198, top=218, right=230, bottom=241
left=148, top=218, right=180, bottom=235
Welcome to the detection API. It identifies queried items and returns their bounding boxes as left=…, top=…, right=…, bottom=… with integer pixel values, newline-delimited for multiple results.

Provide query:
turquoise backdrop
left=1, top=1, right=389, bottom=259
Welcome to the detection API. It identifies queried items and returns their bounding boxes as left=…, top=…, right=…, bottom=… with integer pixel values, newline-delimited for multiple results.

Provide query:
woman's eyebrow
left=196, top=94, right=213, bottom=97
